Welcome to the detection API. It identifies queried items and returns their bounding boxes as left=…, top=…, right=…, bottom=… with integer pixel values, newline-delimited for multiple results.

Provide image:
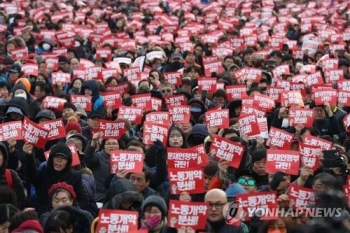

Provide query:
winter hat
left=48, top=182, right=77, bottom=200
left=12, top=220, right=43, bottom=233
left=251, top=149, right=267, bottom=163
left=269, top=172, right=287, bottom=191
left=226, top=183, right=246, bottom=198
left=49, top=142, right=72, bottom=160
left=65, top=116, right=82, bottom=134
left=142, top=195, right=168, bottom=219
left=34, top=109, right=56, bottom=123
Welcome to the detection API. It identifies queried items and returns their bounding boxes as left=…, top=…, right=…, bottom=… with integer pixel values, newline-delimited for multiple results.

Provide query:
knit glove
left=140, top=216, right=162, bottom=230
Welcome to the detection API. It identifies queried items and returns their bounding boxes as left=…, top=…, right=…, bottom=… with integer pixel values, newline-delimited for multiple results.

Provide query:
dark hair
left=0, top=186, right=17, bottom=206
left=269, top=50, right=283, bottom=58
left=223, top=55, right=234, bottom=63
left=50, top=188, right=74, bottom=203
left=68, top=78, right=84, bottom=90
left=44, top=210, right=74, bottom=233
left=35, top=81, right=51, bottom=95
left=9, top=210, right=39, bottom=232
left=222, top=129, right=239, bottom=138
left=167, top=126, right=187, bottom=148
left=149, top=69, right=163, bottom=82
left=204, top=161, right=218, bottom=176
left=300, top=127, right=317, bottom=137
left=212, top=89, right=227, bottom=101
left=312, top=173, right=337, bottom=189
left=63, top=102, right=77, bottom=112
left=126, top=140, right=146, bottom=154
left=0, top=204, right=19, bottom=225
left=105, top=76, right=118, bottom=86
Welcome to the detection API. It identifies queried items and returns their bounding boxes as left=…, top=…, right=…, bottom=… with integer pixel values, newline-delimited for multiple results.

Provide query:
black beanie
left=270, top=172, right=287, bottom=191
left=49, top=142, right=72, bottom=161
left=251, top=149, right=266, bottom=163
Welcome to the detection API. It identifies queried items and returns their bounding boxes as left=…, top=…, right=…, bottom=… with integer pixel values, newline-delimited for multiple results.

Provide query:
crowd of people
left=0, top=0, right=349, bottom=232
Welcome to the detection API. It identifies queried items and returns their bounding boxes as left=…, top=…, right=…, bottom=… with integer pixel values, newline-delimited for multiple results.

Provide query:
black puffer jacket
left=104, top=190, right=143, bottom=211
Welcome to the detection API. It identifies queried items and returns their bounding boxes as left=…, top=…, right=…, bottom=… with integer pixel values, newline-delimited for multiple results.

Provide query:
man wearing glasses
left=159, top=82, right=174, bottom=98
left=204, top=189, right=244, bottom=233
left=236, top=170, right=258, bottom=193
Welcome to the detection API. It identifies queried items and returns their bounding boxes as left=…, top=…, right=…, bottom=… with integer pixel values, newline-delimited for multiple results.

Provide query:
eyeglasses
left=207, top=202, right=226, bottom=209
left=161, top=89, right=172, bottom=93
left=238, top=177, right=256, bottom=186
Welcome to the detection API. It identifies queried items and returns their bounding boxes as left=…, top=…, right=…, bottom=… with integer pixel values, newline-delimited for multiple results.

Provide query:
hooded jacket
left=104, top=190, right=143, bottom=211
left=0, top=142, right=25, bottom=206
left=23, top=142, right=89, bottom=216
left=80, top=80, right=104, bottom=112
left=11, top=82, right=39, bottom=119
left=104, top=179, right=137, bottom=205
left=2, top=97, right=29, bottom=120
left=84, top=142, right=111, bottom=202
left=82, top=174, right=99, bottom=217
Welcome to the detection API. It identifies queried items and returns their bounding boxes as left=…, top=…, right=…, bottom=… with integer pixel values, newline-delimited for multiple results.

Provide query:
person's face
left=312, top=178, right=328, bottom=193
left=73, top=80, right=82, bottom=89
left=313, top=107, right=325, bottom=121
left=62, top=108, right=76, bottom=121
left=0, top=221, right=10, bottom=233
left=36, top=75, right=46, bottom=82
left=39, top=117, right=51, bottom=124
left=34, top=86, right=45, bottom=99
left=224, top=132, right=238, bottom=139
left=205, top=193, right=227, bottom=222
left=267, top=218, right=287, bottom=233
left=87, top=117, right=99, bottom=129
left=9, top=112, right=23, bottom=121
left=271, top=55, right=282, bottom=66
left=104, top=139, right=119, bottom=154
left=234, top=107, right=241, bottom=117
left=0, top=87, right=8, bottom=98
left=177, top=122, right=193, bottom=135
left=130, top=173, right=150, bottom=192
left=204, top=174, right=214, bottom=191
left=224, top=58, right=234, bottom=69
left=212, top=96, right=226, bottom=107
left=152, top=59, right=161, bottom=69
left=188, top=69, right=199, bottom=79
left=67, top=52, right=75, bottom=60
left=70, top=59, right=79, bottom=68
left=52, top=155, right=68, bottom=171
left=160, top=86, right=173, bottom=97
left=6, top=43, right=15, bottom=54
left=193, top=90, right=201, bottom=99
left=185, top=53, right=195, bottom=63
left=59, top=62, right=69, bottom=72
left=237, top=176, right=257, bottom=193
left=144, top=206, right=162, bottom=221
left=22, top=31, right=31, bottom=42
left=116, top=19, right=123, bottom=28
left=51, top=190, right=73, bottom=210
left=181, top=84, right=192, bottom=93
left=139, top=81, right=150, bottom=90
left=84, top=88, right=93, bottom=96
left=168, top=129, right=183, bottom=148
left=283, top=59, right=293, bottom=67
left=8, top=72, right=19, bottom=84
left=253, top=158, right=267, bottom=176
left=150, top=71, right=159, bottom=81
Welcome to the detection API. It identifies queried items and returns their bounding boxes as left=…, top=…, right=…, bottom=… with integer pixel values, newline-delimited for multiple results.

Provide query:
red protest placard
left=338, top=91, right=350, bottom=107
left=70, top=95, right=92, bottom=112
left=198, top=78, right=217, bottom=93
left=117, top=106, right=143, bottom=124
left=236, top=192, right=278, bottom=221
left=168, top=200, right=208, bottom=230
left=253, top=94, right=275, bottom=112
left=164, top=95, right=187, bottom=107
left=192, top=144, right=209, bottom=167
left=106, top=82, right=129, bottom=94
left=131, top=93, right=152, bottom=111
left=266, top=149, right=300, bottom=175
left=209, top=135, right=245, bottom=168
left=22, top=117, right=48, bottom=149
left=243, top=68, right=262, bottom=83
left=142, top=122, right=169, bottom=146
left=325, top=69, right=343, bottom=82
left=343, top=114, right=350, bottom=130
left=10, top=47, right=28, bottom=60
left=288, top=184, right=316, bottom=210
left=266, top=127, right=294, bottom=149
left=343, top=185, right=350, bottom=204
left=101, top=68, right=119, bottom=82
left=167, top=147, right=201, bottom=168
left=101, top=92, right=121, bottom=109
left=52, top=72, right=71, bottom=85
left=303, top=135, right=332, bottom=150
left=45, top=57, right=58, bottom=71
left=151, top=97, right=162, bottom=111
left=42, top=96, right=67, bottom=111
left=21, top=64, right=38, bottom=77
left=280, top=91, right=304, bottom=107
left=313, top=89, right=337, bottom=106
left=95, top=48, right=112, bottom=61
left=238, top=114, right=261, bottom=137
left=168, top=106, right=190, bottom=124
left=39, top=119, right=65, bottom=141
left=96, top=210, right=138, bottom=233
left=98, top=119, right=126, bottom=139
left=168, top=168, right=204, bottom=195
left=164, top=72, right=182, bottom=86
left=145, top=112, right=170, bottom=125
left=272, top=65, right=290, bottom=78
left=226, top=85, right=248, bottom=101
left=288, top=108, right=314, bottom=127
left=267, top=87, right=284, bottom=103
left=205, top=109, right=229, bottom=129
left=322, top=58, right=338, bottom=71
left=0, top=121, right=22, bottom=141
left=110, top=150, right=144, bottom=173
left=306, top=71, right=324, bottom=87
left=299, top=142, right=320, bottom=171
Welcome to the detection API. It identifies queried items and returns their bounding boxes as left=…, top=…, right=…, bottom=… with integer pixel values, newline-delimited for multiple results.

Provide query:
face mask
left=190, top=107, right=202, bottom=113
left=74, top=41, right=81, bottom=48
left=71, top=87, right=80, bottom=94
left=15, top=92, right=27, bottom=100
left=42, top=43, right=51, bottom=51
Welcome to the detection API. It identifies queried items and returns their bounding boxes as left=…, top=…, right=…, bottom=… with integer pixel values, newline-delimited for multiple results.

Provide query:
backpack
left=5, top=169, right=13, bottom=189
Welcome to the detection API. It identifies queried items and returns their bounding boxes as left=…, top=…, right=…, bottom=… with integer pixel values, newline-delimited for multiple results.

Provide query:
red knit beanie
left=65, top=116, right=82, bottom=134
left=48, top=182, right=77, bottom=200
left=12, top=220, right=43, bottom=233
